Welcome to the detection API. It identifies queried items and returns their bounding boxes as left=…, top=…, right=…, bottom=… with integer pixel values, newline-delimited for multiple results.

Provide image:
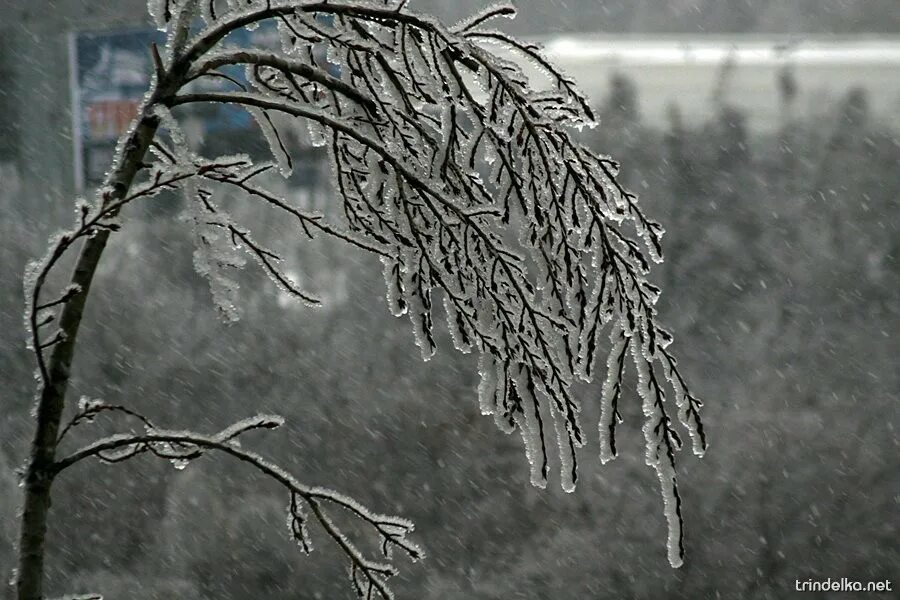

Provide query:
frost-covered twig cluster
left=148, top=0, right=707, bottom=566
left=18, top=2, right=708, bottom=599
left=24, top=161, right=208, bottom=383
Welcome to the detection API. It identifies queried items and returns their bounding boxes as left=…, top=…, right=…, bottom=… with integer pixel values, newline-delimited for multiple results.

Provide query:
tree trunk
left=14, top=108, right=161, bottom=600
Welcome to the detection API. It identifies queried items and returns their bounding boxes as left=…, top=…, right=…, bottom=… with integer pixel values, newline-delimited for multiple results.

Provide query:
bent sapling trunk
left=15, top=108, right=162, bottom=600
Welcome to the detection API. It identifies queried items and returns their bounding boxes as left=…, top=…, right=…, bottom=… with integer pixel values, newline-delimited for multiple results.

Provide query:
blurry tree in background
left=8, top=1, right=710, bottom=599
left=422, top=0, right=900, bottom=36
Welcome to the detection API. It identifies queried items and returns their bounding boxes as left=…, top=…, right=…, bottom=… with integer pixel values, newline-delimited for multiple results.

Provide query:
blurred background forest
left=1, top=1, right=898, bottom=599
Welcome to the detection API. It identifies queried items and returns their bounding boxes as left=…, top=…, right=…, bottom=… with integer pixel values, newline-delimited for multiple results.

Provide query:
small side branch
left=37, top=332, right=66, bottom=350
left=213, top=221, right=322, bottom=305
left=150, top=42, right=165, bottom=82
left=188, top=50, right=377, bottom=112
left=57, top=398, right=157, bottom=445
left=54, top=416, right=422, bottom=599
left=201, top=167, right=391, bottom=258
left=35, top=285, right=81, bottom=312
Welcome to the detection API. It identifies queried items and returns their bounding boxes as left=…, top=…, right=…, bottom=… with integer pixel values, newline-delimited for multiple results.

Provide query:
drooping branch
left=162, top=0, right=709, bottom=561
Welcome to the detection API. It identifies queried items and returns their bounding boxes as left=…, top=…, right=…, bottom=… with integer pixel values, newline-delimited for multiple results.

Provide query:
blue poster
left=70, top=19, right=337, bottom=190
left=71, top=28, right=164, bottom=189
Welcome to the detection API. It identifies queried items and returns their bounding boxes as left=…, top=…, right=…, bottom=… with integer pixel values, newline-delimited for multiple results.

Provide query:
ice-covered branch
left=158, top=0, right=708, bottom=563
left=23, top=158, right=223, bottom=385
left=56, top=397, right=158, bottom=445
left=53, top=416, right=421, bottom=599
left=188, top=50, right=377, bottom=111
left=200, top=164, right=391, bottom=257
